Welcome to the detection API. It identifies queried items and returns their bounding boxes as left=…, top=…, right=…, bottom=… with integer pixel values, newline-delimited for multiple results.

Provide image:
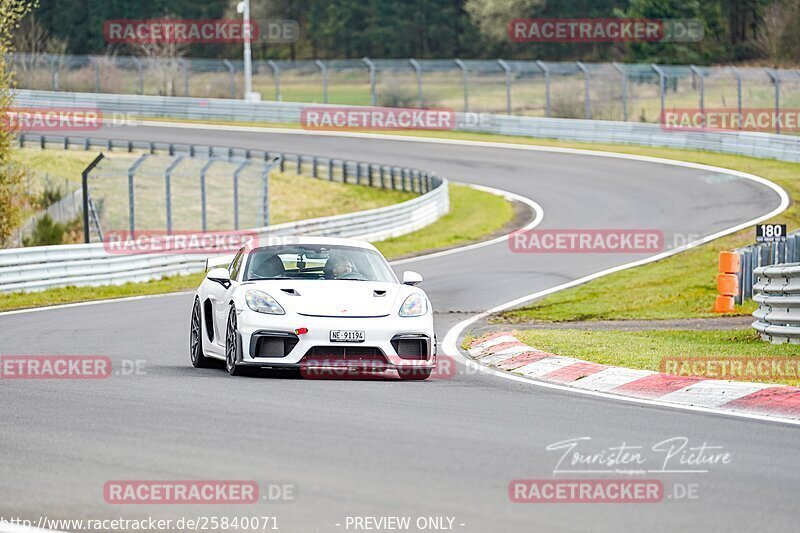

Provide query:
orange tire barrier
left=714, top=251, right=741, bottom=313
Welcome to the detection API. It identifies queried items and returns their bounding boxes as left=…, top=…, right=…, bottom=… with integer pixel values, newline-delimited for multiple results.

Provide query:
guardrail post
left=356, top=162, right=362, bottom=185
left=380, top=166, right=386, bottom=188
left=342, top=160, right=349, bottom=183
left=390, top=167, right=397, bottom=190
left=200, top=159, right=216, bottom=232
left=312, top=156, right=318, bottom=178
left=363, top=57, right=377, bottom=106
left=279, top=153, right=285, bottom=172
left=296, top=154, right=302, bottom=174
left=127, top=153, right=149, bottom=237
left=267, top=60, right=281, bottom=101
left=327, top=158, right=334, bottom=181
left=498, top=59, right=512, bottom=115
left=535, top=60, right=550, bottom=117
left=315, top=60, right=328, bottom=103
left=455, top=59, right=469, bottom=113
left=368, top=164, right=375, bottom=187
left=81, top=153, right=105, bottom=243
left=612, top=62, right=628, bottom=121
left=84, top=138, right=89, bottom=150
left=765, top=68, right=781, bottom=134
left=409, top=58, right=423, bottom=108
left=576, top=61, right=591, bottom=120
left=223, top=59, right=236, bottom=98
left=233, top=160, right=250, bottom=230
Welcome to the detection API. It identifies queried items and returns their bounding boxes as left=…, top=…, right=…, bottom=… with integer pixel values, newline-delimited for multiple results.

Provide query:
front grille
left=391, top=335, right=430, bottom=360
left=250, top=331, right=299, bottom=358
left=301, top=346, right=388, bottom=366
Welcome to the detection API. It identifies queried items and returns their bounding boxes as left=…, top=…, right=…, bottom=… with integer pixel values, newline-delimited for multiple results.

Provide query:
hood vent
left=281, top=288, right=300, bottom=296
left=373, top=290, right=387, bottom=297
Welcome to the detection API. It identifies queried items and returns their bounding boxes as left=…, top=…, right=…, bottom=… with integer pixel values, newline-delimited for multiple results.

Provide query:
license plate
left=329, top=330, right=365, bottom=343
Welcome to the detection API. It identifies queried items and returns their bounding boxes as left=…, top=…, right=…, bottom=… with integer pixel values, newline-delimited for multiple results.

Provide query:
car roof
left=243, top=236, right=379, bottom=253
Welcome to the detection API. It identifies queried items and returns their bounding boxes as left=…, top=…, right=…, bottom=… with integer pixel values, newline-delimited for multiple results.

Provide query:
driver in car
left=327, top=255, right=357, bottom=279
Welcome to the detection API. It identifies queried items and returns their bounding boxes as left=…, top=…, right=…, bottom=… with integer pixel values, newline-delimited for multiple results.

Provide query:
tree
left=0, top=0, right=38, bottom=247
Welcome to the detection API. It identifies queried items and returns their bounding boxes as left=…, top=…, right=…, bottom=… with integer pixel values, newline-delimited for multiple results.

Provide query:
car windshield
left=243, top=245, right=396, bottom=282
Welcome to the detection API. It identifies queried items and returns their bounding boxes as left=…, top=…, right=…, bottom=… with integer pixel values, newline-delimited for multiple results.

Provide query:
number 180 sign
left=756, top=224, right=787, bottom=243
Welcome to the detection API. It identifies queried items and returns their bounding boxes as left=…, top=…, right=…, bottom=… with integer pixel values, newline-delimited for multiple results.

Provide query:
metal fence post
left=576, top=61, right=591, bottom=120
left=612, top=62, right=628, bottom=121
left=729, top=66, right=743, bottom=130
left=233, top=160, right=250, bottom=230
left=267, top=60, right=281, bottom=101
left=200, top=159, right=216, bottom=232
left=652, top=64, right=665, bottom=123
left=690, top=65, right=705, bottom=125
left=498, top=59, right=512, bottom=115
left=409, top=58, right=423, bottom=108
left=131, top=57, right=144, bottom=95
left=455, top=59, right=469, bottom=113
left=164, top=156, right=184, bottom=234
left=127, top=154, right=149, bottom=236
left=93, top=60, right=100, bottom=92
left=261, top=161, right=275, bottom=226
left=179, top=58, right=189, bottom=96
left=81, top=153, right=105, bottom=243
left=765, top=68, right=781, bottom=134
left=363, top=57, right=377, bottom=106
left=535, top=60, right=551, bottom=117
left=223, top=59, right=236, bottom=99
left=315, top=59, right=328, bottom=103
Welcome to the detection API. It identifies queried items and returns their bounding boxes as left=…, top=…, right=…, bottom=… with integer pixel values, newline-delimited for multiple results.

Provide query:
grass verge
left=0, top=183, right=513, bottom=312
left=513, top=328, right=800, bottom=387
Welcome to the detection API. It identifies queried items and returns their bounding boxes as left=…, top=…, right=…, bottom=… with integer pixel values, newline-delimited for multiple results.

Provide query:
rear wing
left=205, top=254, right=236, bottom=271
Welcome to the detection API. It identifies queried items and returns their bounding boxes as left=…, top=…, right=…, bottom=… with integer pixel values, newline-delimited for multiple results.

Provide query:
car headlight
left=399, top=293, right=427, bottom=317
left=245, top=290, right=285, bottom=315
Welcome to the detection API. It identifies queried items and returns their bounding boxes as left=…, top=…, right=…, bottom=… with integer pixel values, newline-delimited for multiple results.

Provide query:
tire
left=190, top=298, right=213, bottom=368
left=397, top=367, right=432, bottom=381
left=225, top=306, right=246, bottom=376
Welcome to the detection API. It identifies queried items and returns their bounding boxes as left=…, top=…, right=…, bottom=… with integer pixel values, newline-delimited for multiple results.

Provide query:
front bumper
left=235, top=309, right=435, bottom=370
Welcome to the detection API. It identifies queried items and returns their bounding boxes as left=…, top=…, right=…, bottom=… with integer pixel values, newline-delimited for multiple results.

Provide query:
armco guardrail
left=752, top=263, right=800, bottom=343
left=733, top=233, right=800, bottom=304
left=2, top=134, right=448, bottom=293
left=14, top=90, right=800, bottom=164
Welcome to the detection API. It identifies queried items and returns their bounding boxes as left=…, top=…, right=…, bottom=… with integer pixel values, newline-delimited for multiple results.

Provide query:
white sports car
left=190, top=237, right=436, bottom=380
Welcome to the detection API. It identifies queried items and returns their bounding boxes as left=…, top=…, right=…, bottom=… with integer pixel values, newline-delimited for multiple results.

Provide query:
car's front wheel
left=190, top=298, right=213, bottom=368
left=225, top=307, right=246, bottom=376
left=397, top=367, right=432, bottom=381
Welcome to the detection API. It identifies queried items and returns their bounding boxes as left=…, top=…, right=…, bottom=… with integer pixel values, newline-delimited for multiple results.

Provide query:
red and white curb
left=468, top=332, right=800, bottom=421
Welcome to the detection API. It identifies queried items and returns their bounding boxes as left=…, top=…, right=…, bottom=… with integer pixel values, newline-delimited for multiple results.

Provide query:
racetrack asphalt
left=0, top=124, right=794, bottom=532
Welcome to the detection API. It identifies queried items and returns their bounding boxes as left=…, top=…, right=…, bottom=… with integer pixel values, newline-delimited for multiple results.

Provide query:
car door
left=208, top=248, right=244, bottom=349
